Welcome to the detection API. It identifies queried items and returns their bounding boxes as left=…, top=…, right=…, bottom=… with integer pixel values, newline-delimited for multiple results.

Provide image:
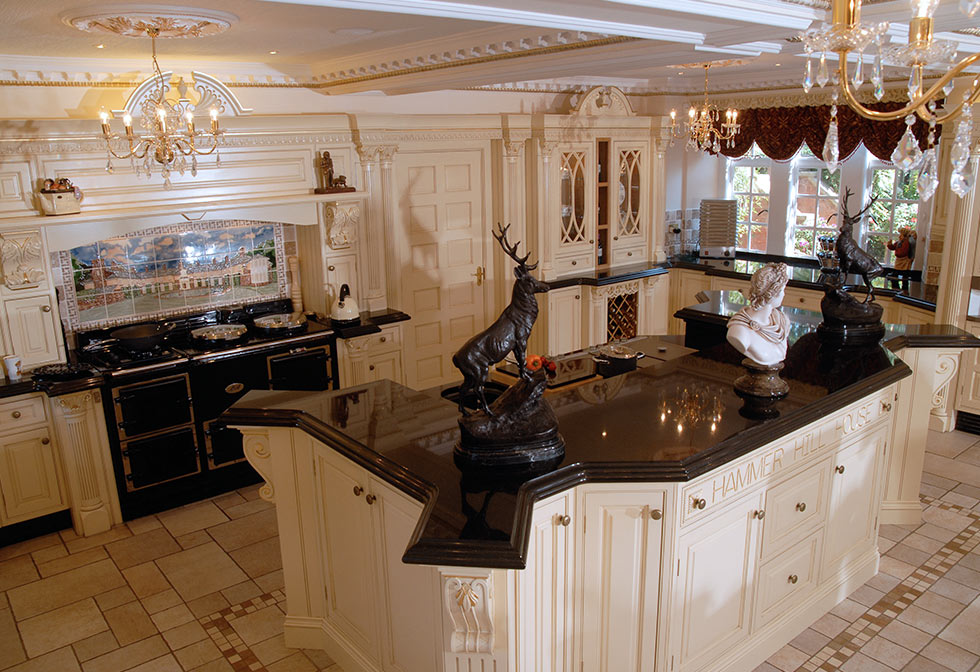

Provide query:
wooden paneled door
left=393, top=149, right=490, bottom=390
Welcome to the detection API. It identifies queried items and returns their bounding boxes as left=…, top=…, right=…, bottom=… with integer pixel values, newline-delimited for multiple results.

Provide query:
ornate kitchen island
left=222, top=334, right=911, bottom=672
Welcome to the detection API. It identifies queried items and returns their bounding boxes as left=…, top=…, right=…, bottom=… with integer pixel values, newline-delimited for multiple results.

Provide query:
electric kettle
left=331, top=284, right=361, bottom=326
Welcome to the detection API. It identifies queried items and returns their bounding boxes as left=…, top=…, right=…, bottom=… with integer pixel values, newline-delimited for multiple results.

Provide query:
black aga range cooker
left=75, top=299, right=337, bottom=519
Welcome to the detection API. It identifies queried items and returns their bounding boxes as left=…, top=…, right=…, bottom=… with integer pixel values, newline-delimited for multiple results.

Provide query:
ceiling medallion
left=66, top=6, right=237, bottom=38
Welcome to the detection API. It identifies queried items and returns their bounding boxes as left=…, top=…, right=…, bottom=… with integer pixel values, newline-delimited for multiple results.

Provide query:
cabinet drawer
left=366, top=325, right=401, bottom=352
left=0, top=394, right=47, bottom=433
left=783, top=288, right=822, bottom=313
left=761, top=460, right=828, bottom=560
left=818, top=387, right=895, bottom=448
left=555, top=253, right=594, bottom=276
left=610, top=246, right=643, bottom=265
left=754, top=530, right=822, bottom=629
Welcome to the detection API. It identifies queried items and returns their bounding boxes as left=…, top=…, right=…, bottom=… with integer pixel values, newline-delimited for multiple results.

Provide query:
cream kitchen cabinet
left=338, top=325, right=405, bottom=388
left=957, top=322, right=980, bottom=414
left=668, top=269, right=712, bottom=334
left=0, top=393, right=67, bottom=526
left=782, top=286, right=823, bottom=313
left=5, top=294, right=63, bottom=368
left=893, top=302, right=934, bottom=325
left=543, top=286, right=584, bottom=356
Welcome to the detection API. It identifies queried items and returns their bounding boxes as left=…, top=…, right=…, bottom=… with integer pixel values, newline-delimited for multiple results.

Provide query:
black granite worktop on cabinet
left=547, top=253, right=937, bottom=310
left=314, top=308, right=411, bottom=339
left=0, top=373, right=103, bottom=400
left=223, top=333, right=911, bottom=569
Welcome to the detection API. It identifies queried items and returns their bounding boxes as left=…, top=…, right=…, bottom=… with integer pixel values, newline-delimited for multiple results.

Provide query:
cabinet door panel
left=548, top=288, right=582, bottom=356
left=366, top=351, right=403, bottom=384
left=5, top=294, right=62, bottom=367
left=316, top=453, right=380, bottom=662
left=0, top=427, right=65, bottom=523
left=370, top=478, right=438, bottom=672
left=754, top=531, right=822, bottom=629
left=823, top=426, right=886, bottom=575
left=580, top=489, right=664, bottom=672
left=675, top=494, right=761, bottom=670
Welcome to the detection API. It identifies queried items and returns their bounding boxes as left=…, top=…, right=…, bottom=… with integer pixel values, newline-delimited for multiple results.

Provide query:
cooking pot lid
left=253, top=312, right=307, bottom=330
left=191, top=324, right=248, bottom=341
left=596, top=343, right=643, bottom=359
left=111, top=323, right=173, bottom=338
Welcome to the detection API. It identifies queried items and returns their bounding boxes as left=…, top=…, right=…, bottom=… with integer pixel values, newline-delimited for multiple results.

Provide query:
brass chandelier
left=801, top=0, right=980, bottom=201
left=669, top=64, right=741, bottom=153
left=99, top=28, right=222, bottom=188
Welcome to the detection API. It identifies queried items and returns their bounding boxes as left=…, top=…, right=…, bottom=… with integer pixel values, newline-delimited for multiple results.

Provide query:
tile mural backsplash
left=57, top=220, right=286, bottom=331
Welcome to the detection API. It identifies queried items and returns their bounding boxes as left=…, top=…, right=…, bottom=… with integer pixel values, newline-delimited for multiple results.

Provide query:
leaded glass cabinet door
left=557, top=144, right=595, bottom=255
left=610, top=142, right=648, bottom=265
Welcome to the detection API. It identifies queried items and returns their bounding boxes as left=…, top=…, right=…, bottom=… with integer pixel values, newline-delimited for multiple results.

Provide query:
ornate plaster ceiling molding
left=64, top=5, right=238, bottom=38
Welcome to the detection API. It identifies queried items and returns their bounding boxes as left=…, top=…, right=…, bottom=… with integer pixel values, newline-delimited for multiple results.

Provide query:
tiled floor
left=0, top=431, right=978, bottom=672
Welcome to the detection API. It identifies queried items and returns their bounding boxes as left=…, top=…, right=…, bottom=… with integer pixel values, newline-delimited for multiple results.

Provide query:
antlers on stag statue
left=835, top=188, right=883, bottom=302
left=452, top=223, right=550, bottom=415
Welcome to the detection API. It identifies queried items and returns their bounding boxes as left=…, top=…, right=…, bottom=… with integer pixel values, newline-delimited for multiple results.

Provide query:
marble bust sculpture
left=726, top=262, right=790, bottom=366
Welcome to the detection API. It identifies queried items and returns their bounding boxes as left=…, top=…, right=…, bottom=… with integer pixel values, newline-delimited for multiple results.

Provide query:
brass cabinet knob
left=835, top=465, right=846, bottom=475
left=12, top=411, right=21, bottom=419
left=571, top=260, right=577, bottom=266
left=796, top=502, right=807, bottom=512
left=589, top=239, right=594, bottom=244
left=753, top=510, right=766, bottom=520
left=650, top=509, right=663, bottom=520
left=693, top=498, right=706, bottom=510
left=380, top=336, right=386, bottom=343
left=613, top=236, right=619, bottom=241
left=369, top=365, right=375, bottom=371
left=558, top=515, right=571, bottom=527
left=788, top=574, right=798, bottom=584
left=41, top=305, right=51, bottom=312
left=353, top=485, right=363, bottom=497
left=627, top=252, right=632, bottom=257
left=881, top=401, right=892, bottom=412
left=41, top=437, right=50, bottom=445
left=328, top=265, right=335, bottom=271
left=798, top=297, right=805, bottom=304
left=365, top=494, right=376, bottom=505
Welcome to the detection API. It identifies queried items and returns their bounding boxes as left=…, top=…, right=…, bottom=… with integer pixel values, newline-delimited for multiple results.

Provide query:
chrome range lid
left=253, top=312, right=307, bottom=330
left=190, top=324, right=248, bottom=341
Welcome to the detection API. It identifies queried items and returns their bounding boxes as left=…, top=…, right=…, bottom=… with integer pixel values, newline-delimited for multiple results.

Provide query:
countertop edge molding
left=222, top=357, right=911, bottom=569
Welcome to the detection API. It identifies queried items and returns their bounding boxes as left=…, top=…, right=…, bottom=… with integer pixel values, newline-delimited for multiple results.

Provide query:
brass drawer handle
left=835, top=465, right=846, bottom=475
left=650, top=509, right=663, bottom=520
left=365, top=494, right=376, bottom=505
left=41, top=437, right=50, bottom=445
left=753, top=510, right=766, bottom=520
left=796, top=502, right=807, bottom=512
left=627, top=251, right=632, bottom=257
left=788, top=574, right=798, bottom=584
left=881, top=401, right=892, bottom=412
left=693, top=498, right=706, bottom=510
left=353, top=486, right=363, bottom=497
left=379, top=336, right=386, bottom=343
left=11, top=411, right=21, bottom=419
left=558, top=515, right=571, bottom=527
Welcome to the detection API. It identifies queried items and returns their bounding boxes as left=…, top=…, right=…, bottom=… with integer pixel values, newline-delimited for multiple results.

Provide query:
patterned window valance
left=719, top=102, right=936, bottom=162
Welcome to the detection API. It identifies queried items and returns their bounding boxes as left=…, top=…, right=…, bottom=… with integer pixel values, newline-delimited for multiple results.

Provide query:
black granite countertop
left=547, top=253, right=937, bottom=311
left=222, top=333, right=910, bottom=569
left=677, top=291, right=979, bottom=351
left=313, top=308, right=411, bottom=339
left=0, top=373, right=103, bottom=400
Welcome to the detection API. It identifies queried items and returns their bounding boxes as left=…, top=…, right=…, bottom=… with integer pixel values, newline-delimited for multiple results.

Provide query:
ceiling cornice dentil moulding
left=63, top=5, right=238, bottom=39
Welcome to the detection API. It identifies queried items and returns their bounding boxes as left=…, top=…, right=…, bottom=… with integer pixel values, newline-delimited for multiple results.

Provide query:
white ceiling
left=0, top=0, right=977, bottom=96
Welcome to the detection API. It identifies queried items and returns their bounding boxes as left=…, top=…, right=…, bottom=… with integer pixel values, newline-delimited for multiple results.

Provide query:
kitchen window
left=791, top=148, right=840, bottom=258
left=730, top=143, right=771, bottom=253
left=866, top=165, right=921, bottom=265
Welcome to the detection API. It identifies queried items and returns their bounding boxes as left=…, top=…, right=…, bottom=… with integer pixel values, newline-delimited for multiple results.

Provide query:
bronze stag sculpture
left=835, top=188, right=883, bottom=302
left=453, top=223, right=549, bottom=414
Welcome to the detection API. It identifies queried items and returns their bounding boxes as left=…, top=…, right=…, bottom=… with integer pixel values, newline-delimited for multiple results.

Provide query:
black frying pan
left=109, top=323, right=175, bottom=352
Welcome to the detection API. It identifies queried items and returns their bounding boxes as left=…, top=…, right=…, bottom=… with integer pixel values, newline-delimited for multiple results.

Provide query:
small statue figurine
left=726, top=262, right=790, bottom=366
left=314, top=151, right=355, bottom=194
left=727, top=262, right=791, bottom=416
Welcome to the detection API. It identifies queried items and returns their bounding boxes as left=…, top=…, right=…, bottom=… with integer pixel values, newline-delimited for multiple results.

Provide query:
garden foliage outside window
left=792, top=146, right=840, bottom=258
left=731, top=144, right=770, bottom=253
left=866, top=166, right=920, bottom=266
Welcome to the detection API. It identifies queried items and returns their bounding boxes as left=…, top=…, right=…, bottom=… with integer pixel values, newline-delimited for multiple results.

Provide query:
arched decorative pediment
left=112, top=71, right=252, bottom=118
left=571, top=86, right=634, bottom=117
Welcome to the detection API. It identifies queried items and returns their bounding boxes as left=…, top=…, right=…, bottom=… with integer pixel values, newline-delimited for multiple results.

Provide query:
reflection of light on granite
left=658, top=382, right=725, bottom=432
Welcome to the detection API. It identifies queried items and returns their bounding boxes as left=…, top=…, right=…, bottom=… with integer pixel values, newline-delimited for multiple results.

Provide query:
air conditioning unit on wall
left=699, top=199, right=737, bottom=259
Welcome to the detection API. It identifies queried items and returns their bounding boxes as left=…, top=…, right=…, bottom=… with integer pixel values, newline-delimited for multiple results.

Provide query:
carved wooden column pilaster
left=588, top=286, right=608, bottom=347
left=438, top=568, right=504, bottom=671
left=640, top=274, right=665, bottom=334
left=356, top=144, right=398, bottom=312
left=538, top=140, right=559, bottom=280
left=935, top=148, right=980, bottom=327
left=50, top=390, right=120, bottom=536
left=651, top=127, right=671, bottom=262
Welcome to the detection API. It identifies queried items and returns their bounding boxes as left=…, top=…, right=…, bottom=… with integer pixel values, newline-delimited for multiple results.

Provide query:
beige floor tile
left=300, top=648, right=335, bottom=670
left=840, top=651, right=896, bottom=671
left=921, top=506, right=974, bottom=533
left=122, top=562, right=171, bottom=599
left=237, top=484, right=262, bottom=501
left=71, top=631, right=119, bottom=663
left=878, top=555, right=917, bottom=580
left=175, top=531, right=211, bottom=551
left=229, top=537, right=282, bottom=580
left=5, top=646, right=81, bottom=672
left=0, top=534, right=61, bottom=563
left=811, top=612, right=850, bottom=638
left=939, top=598, right=980, bottom=654
left=227, top=606, right=284, bottom=646
left=766, top=644, right=809, bottom=672
left=81, top=635, right=169, bottom=672
left=924, top=638, right=980, bottom=672
left=173, top=638, right=222, bottom=669
left=206, top=509, right=277, bottom=552
left=185, top=593, right=230, bottom=620
left=878, top=619, right=933, bottom=652
left=126, top=516, right=162, bottom=536
left=250, top=634, right=292, bottom=666
left=103, top=600, right=157, bottom=647
left=127, top=654, right=182, bottom=672
left=920, top=471, right=958, bottom=491
left=916, top=523, right=960, bottom=543
left=830, top=598, right=868, bottom=622
left=942, top=492, right=980, bottom=509
left=254, top=570, right=285, bottom=594
left=0, top=556, right=38, bottom=592
left=946, top=565, right=980, bottom=589
left=155, top=543, right=247, bottom=603
left=189, top=656, right=234, bottom=672
left=923, top=453, right=980, bottom=489
left=0, top=607, right=26, bottom=668
left=94, top=586, right=137, bottom=612
left=105, top=529, right=180, bottom=570
left=29, top=544, right=67, bottom=565
left=866, top=571, right=901, bottom=594
left=925, top=430, right=979, bottom=459
left=789, top=627, right=830, bottom=655
left=141, top=589, right=182, bottom=616
left=211, top=492, right=246, bottom=511
left=149, top=604, right=194, bottom=632
left=902, top=533, right=946, bottom=555
left=64, top=526, right=132, bottom=555
left=7, top=559, right=125, bottom=621
left=886, top=542, right=932, bottom=568
left=961, top=553, right=980, bottom=573
left=220, top=580, right=262, bottom=605
left=960, top=443, right=980, bottom=467
left=17, top=598, right=108, bottom=658
left=160, top=619, right=207, bottom=651
left=916, top=590, right=968, bottom=619
left=849, top=585, right=886, bottom=607
left=267, top=651, right=316, bottom=672
left=860, top=635, right=916, bottom=669
left=898, top=605, right=951, bottom=635
left=920, top=482, right=948, bottom=498
left=903, top=654, right=951, bottom=671
left=222, top=498, right=274, bottom=520
left=930, top=577, right=980, bottom=605
left=878, top=537, right=896, bottom=554
left=879, top=524, right=914, bottom=543
left=158, top=502, right=229, bottom=539
left=37, top=548, right=108, bottom=579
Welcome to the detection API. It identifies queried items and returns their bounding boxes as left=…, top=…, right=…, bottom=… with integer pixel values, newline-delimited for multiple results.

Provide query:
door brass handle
left=12, top=411, right=21, bottom=419
left=788, top=574, right=798, bottom=584
left=796, top=502, right=807, bottom=512
left=41, top=437, right=50, bottom=445
left=41, top=305, right=51, bottom=312
left=558, top=515, right=571, bottom=526
left=835, top=465, right=846, bottom=474
left=693, top=498, right=706, bottom=510
left=650, top=509, right=663, bottom=520
left=353, top=486, right=363, bottom=496
left=881, top=401, right=892, bottom=412
left=753, top=510, right=765, bottom=520
left=472, top=266, right=485, bottom=286
left=365, top=494, right=376, bottom=505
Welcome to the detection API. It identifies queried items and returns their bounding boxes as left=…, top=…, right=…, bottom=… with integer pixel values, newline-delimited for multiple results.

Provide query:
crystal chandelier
left=99, top=28, right=222, bottom=188
left=801, top=0, right=980, bottom=201
left=669, top=64, right=741, bottom=153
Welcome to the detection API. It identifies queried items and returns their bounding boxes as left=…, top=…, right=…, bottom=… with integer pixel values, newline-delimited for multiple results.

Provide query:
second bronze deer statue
left=452, top=224, right=550, bottom=414
left=835, top=188, right=883, bottom=303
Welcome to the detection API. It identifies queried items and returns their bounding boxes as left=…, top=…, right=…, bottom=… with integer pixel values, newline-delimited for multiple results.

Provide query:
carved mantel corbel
left=324, top=202, right=360, bottom=250
left=438, top=568, right=503, bottom=669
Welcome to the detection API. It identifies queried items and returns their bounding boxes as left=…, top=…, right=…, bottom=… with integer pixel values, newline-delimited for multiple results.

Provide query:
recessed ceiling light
left=96, top=44, right=105, bottom=49
left=269, top=50, right=278, bottom=55
left=677, top=71, right=684, bottom=75
left=775, top=63, right=782, bottom=67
